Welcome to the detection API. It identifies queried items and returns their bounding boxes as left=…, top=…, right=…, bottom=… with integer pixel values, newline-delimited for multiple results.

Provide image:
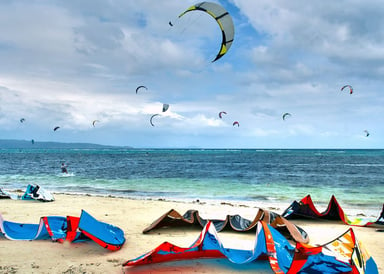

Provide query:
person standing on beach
left=61, top=163, right=68, bottom=174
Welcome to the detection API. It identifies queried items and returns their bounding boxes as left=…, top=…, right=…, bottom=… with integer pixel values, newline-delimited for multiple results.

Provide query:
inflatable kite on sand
left=0, top=184, right=54, bottom=202
left=0, top=210, right=125, bottom=251
left=124, top=220, right=378, bottom=273
left=143, top=208, right=309, bottom=243
left=282, top=195, right=384, bottom=228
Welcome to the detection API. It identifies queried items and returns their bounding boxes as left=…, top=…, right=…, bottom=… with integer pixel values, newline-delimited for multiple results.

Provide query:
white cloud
left=0, top=0, right=383, bottom=148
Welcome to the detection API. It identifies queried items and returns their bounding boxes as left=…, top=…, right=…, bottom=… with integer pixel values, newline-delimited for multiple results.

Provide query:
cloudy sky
left=0, top=0, right=383, bottom=148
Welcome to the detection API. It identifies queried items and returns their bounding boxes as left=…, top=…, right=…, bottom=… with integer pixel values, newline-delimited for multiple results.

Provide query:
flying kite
left=233, top=121, right=239, bottom=127
left=219, top=111, right=227, bottom=119
left=136, top=85, right=147, bottom=94
left=178, top=2, right=235, bottom=62
left=20, top=118, right=25, bottom=123
left=341, top=85, right=353, bottom=94
left=162, top=104, right=169, bottom=113
left=364, top=130, right=370, bottom=137
left=150, top=114, right=160, bottom=127
left=92, top=120, right=100, bottom=127
left=53, top=126, right=60, bottom=131
left=282, top=113, right=291, bottom=120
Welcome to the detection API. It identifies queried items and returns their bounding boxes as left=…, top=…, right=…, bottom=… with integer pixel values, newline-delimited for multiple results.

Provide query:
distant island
left=0, top=139, right=131, bottom=149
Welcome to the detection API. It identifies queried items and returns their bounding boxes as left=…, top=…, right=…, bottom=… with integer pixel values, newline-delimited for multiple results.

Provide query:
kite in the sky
left=20, top=118, right=25, bottom=123
left=150, top=114, right=160, bottom=127
left=162, top=104, right=169, bottom=113
left=364, top=130, right=370, bottom=137
left=178, top=2, right=235, bottom=62
left=92, top=120, right=100, bottom=127
left=233, top=121, right=239, bottom=127
left=341, top=85, right=353, bottom=94
left=219, top=111, right=227, bottom=119
left=136, top=85, right=147, bottom=94
left=53, top=126, right=60, bottom=131
left=282, top=113, right=291, bottom=120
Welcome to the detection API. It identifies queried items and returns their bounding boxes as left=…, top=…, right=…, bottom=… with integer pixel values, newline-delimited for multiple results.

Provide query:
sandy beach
left=0, top=193, right=383, bottom=273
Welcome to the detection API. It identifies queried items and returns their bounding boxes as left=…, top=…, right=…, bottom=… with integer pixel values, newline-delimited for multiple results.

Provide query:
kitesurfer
left=61, top=163, right=68, bottom=174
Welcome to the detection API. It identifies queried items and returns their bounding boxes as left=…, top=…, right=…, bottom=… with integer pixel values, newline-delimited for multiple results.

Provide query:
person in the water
left=61, top=163, right=68, bottom=174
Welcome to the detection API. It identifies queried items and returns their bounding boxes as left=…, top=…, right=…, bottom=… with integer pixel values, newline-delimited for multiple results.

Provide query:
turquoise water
left=0, top=148, right=383, bottom=216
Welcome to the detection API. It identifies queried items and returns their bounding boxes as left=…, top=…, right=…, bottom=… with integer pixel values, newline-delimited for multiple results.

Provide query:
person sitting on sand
left=61, top=163, right=68, bottom=174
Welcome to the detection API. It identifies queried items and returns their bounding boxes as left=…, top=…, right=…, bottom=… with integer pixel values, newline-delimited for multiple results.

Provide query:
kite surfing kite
left=282, top=113, right=291, bottom=120
left=92, top=120, right=100, bottom=127
left=218, top=111, right=227, bottom=119
left=233, top=121, right=239, bottom=127
left=282, top=195, right=384, bottom=228
left=364, top=130, right=370, bottom=137
left=150, top=114, right=160, bottom=127
left=177, top=2, right=235, bottom=62
left=20, top=118, right=25, bottom=123
left=0, top=184, right=54, bottom=202
left=341, top=85, right=353, bottom=94
left=142, top=208, right=309, bottom=243
left=124, top=220, right=378, bottom=273
left=0, top=210, right=125, bottom=251
left=136, top=85, right=147, bottom=94
left=162, top=104, right=169, bottom=113
left=53, top=126, right=60, bottom=131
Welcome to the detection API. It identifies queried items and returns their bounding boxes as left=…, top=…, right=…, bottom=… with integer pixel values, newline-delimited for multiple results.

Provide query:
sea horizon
left=0, top=138, right=383, bottom=150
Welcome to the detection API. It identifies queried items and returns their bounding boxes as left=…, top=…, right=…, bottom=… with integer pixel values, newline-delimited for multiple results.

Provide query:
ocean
left=0, top=148, right=383, bottom=218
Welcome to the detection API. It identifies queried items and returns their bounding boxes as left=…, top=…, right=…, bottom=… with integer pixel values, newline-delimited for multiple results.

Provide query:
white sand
left=0, top=193, right=382, bottom=273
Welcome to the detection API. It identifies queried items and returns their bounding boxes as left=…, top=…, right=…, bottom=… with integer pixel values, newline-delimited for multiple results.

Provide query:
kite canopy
left=282, top=112, right=291, bottom=120
left=92, top=120, right=100, bottom=127
left=136, top=85, right=147, bottom=94
left=150, top=114, right=160, bottom=127
left=341, top=84, right=353, bottom=94
left=142, top=208, right=309, bottom=243
left=0, top=184, right=54, bottom=202
left=364, top=130, right=370, bottom=137
left=124, top=220, right=378, bottom=273
left=53, top=126, right=60, bottom=131
left=282, top=195, right=384, bottom=228
left=233, top=121, right=239, bottom=127
left=219, top=111, right=227, bottom=119
left=162, top=103, right=169, bottom=113
left=20, top=118, right=25, bottom=123
left=0, top=210, right=125, bottom=251
left=179, top=2, right=235, bottom=62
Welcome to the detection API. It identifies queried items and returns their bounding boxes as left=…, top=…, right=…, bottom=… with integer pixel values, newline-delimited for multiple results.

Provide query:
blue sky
left=0, top=0, right=383, bottom=148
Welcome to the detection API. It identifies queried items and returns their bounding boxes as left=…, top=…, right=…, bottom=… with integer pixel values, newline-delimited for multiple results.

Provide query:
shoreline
left=0, top=193, right=383, bottom=273
left=4, top=187, right=384, bottom=219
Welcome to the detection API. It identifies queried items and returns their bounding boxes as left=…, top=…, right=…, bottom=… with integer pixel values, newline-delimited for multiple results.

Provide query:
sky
left=0, top=0, right=383, bottom=149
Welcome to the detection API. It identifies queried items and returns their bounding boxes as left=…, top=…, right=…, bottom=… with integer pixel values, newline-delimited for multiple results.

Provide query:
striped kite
left=178, top=2, right=235, bottom=62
